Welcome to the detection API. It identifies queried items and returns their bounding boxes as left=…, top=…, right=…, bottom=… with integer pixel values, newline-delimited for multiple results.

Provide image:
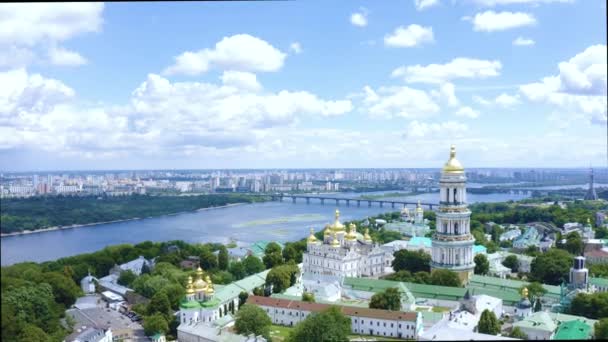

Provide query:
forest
left=0, top=193, right=269, bottom=234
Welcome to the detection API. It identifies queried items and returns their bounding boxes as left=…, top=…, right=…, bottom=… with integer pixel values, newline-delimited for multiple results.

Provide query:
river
left=1, top=191, right=529, bottom=266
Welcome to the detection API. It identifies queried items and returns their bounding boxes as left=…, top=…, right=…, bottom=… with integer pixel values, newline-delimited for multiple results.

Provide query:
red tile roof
left=246, top=296, right=417, bottom=321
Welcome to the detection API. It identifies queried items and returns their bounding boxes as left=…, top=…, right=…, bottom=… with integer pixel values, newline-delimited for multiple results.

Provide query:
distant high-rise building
left=584, top=168, right=598, bottom=200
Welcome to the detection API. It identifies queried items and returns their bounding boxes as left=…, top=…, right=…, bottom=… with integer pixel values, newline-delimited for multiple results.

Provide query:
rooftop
left=513, top=311, right=557, bottom=332
left=553, top=319, right=592, bottom=340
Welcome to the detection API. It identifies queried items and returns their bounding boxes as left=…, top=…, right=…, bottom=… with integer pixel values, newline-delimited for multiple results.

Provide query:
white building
left=248, top=295, right=422, bottom=340
left=65, top=327, right=112, bottom=342
left=431, top=146, right=475, bottom=285
left=81, top=272, right=97, bottom=294
left=301, top=209, right=390, bottom=300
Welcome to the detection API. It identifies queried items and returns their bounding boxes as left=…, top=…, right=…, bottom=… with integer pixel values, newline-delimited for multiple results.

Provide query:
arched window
left=453, top=188, right=458, bottom=203
left=454, top=222, right=459, bottom=235
left=443, top=223, right=447, bottom=233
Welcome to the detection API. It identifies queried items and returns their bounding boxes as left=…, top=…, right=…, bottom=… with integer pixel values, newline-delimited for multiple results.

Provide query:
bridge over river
left=268, top=194, right=437, bottom=210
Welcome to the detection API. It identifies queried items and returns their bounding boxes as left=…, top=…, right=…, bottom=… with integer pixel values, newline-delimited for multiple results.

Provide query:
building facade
left=431, top=146, right=475, bottom=285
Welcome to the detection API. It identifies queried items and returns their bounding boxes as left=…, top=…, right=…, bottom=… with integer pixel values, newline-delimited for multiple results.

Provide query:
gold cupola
left=330, top=231, right=340, bottom=247
left=323, top=223, right=331, bottom=237
left=363, top=228, right=373, bottom=243
left=307, top=227, right=318, bottom=243
left=346, top=223, right=357, bottom=241
left=443, top=145, right=464, bottom=174
left=204, top=275, right=214, bottom=294
left=416, top=200, right=423, bottom=213
left=186, top=276, right=195, bottom=295
left=193, top=266, right=207, bottom=291
left=330, top=209, right=345, bottom=231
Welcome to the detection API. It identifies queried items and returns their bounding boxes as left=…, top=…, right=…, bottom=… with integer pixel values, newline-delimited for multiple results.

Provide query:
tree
left=265, top=242, right=282, bottom=255
left=569, top=292, right=608, bottom=319
left=18, top=324, right=50, bottom=342
left=263, top=251, right=284, bottom=269
left=430, top=269, right=461, bottom=287
left=218, top=246, right=229, bottom=271
left=287, top=306, right=351, bottom=342
left=502, top=255, right=519, bottom=273
left=530, top=248, right=573, bottom=285
left=243, top=255, right=265, bottom=275
left=391, top=249, right=431, bottom=273
left=229, top=261, right=246, bottom=280
left=234, top=304, right=272, bottom=340
left=533, top=297, right=542, bottom=312
left=474, top=254, right=490, bottom=275
left=143, top=314, right=169, bottom=336
left=118, top=270, right=137, bottom=287
left=199, top=248, right=218, bottom=270
left=369, top=287, right=401, bottom=311
left=238, top=291, right=249, bottom=308
left=148, top=291, right=172, bottom=320
left=509, top=327, right=527, bottom=339
left=42, top=271, right=82, bottom=307
left=522, top=282, right=547, bottom=302
left=302, top=292, right=315, bottom=303
left=477, top=309, right=501, bottom=335
left=265, top=264, right=299, bottom=293
left=594, top=318, right=608, bottom=340
left=561, top=232, right=584, bottom=256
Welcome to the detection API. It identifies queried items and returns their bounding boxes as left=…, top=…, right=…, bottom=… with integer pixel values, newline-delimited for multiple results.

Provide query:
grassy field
left=269, top=324, right=293, bottom=341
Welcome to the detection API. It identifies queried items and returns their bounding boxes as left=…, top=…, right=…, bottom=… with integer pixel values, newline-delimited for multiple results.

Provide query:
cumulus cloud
left=47, top=46, right=88, bottom=66
left=414, top=0, right=440, bottom=11
left=495, top=93, right=521, bottom=106
left=289, top=42, right=302, bottom=54
left=430, top=83, right=460, bottom=107
left=405, top=120, right=468, bottom=138
left=455, top=106, right=480, bottom=118
left=163, top=34, right=287, bottom=76
left=361, top=85, right=440, bottom=119
left=519, top=44, right=607, bottom=125
left=220, top=71, right=262, bottom=92
left=391, top=58, right=502, bottom=84
left=350, top=9, right=368, bottom=27
left=513, top=36, right=535, bottom=46
left=0, top=3, right=103, bottom=67
left=464, top=11, right=536, bottom=32
left=384, top=25, right=434, bottom=48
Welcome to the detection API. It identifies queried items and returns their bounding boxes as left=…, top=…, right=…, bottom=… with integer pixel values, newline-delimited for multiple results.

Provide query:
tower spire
left=584, top=167, right=598, bottom=200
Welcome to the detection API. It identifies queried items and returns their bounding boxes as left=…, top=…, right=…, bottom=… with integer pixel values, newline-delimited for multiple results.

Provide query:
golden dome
left=307, top=228, right=318, bottom=243
left=204, top=275, right=214, bottom=294
left=186, top=276, right=195, bottom=295
left=330, top=209, right=345, bottom=231
left=330, top=231, right=340, bottom=248
left=522, top=287, right=528, bottom=299
left=443, top=145, right=464, bottom=174
left=346, top=223, right=357, bottom=241
left=363, top=228, right=373, bottom=242
left=194, top=266, right=207, bottom=291
left=324, top=224, right=331, bottom=236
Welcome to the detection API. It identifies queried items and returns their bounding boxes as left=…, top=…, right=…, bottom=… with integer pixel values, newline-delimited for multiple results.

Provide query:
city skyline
left=1, top=1, right=607, bottom=171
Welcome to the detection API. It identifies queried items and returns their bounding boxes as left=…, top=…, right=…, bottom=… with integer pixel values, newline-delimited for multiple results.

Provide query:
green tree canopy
left=229, top=261, right=246, bottom=280
left=530, top=248, right=573, bottom=285
left=521, top=282, right=547, bottom=301
left=369, top=287, right=401, bottom=311
left=118, top=270, right=137, bottom=287
left=477, top=309, right=501, bottom=335
left=569, top=292, right=608, bottom=320
left=502, top=255, right=519, bottom=273
left=594, top=318, right=608, bottom=340
left=287, top=306, right=351, bottom=342
left=218, top=246, right=229, bottom=271
left=302, top=292, right=315, bottom=303
left=234, top=304, right=272, bottom=340
left=148, top=291, right=172, bottom=320
left=238, top=291, right=249, bottom=307
left=265, top=264, right=299, bottom=293
left=430, top=269, right=461, bottom=287
left=243, top=255, right=265, bottom=275
left=391, top=249, right=431, bottom=273
left=143, top=314, right=169, bottom=336
left=509, top=327, right=527, bottom=339
left=474, top=254, right=490, bottom=275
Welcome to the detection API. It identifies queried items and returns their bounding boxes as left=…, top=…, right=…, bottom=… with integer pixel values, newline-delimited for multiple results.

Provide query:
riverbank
left=0, top=202, right=247, bottom=238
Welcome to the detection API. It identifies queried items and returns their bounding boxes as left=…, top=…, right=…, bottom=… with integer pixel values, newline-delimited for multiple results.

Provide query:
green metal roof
left=554, top=320, right=592, bottom=340
left=180, top=300, right=203, bottom=309
left=513, top=312, right=557, bottom=333
left=343, top=277, right=466, bottom=301
left=214, top=284, right=244, bottom=303
left=469, top=275, right=561, bottom=297
left=590, top=277, right=608, bottom=287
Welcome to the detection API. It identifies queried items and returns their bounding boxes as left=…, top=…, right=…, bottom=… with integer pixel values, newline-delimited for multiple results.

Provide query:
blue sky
left=0, top=0, right=606, bottom=171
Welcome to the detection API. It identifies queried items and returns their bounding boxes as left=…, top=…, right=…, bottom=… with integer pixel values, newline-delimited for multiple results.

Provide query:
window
left=391, top=323, right=393, bottom=328
left=455, top=222, right=459, bottom=235
left=453, top=188, right=457, bottom=203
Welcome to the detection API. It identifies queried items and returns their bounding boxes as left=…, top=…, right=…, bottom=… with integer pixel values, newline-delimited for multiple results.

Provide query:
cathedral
left=302, top=209, right=389, bottom=300
left=430, top=145, right=476, bottom=285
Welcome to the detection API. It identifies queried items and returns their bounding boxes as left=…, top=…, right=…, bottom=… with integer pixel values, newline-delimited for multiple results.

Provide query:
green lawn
left=432, top=306, right=451, bottom=312
left=348, top=334, right=408, bottom=341
left=269, top=324, right=294, bottom=341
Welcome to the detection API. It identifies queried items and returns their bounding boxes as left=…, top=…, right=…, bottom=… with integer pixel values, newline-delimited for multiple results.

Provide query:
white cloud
left=384, top=24, right=434, bottom=48
left=513, top=36, right=535, bottom=46
left=289, top=42, right=302, bottom=54
left=495, top=93, right=521, bottom=106
left=0, top=3, right=103, bottom=67
left=455, top=106, right=480, bottom=118
left=472, top=95, right=492, bottom=106
left=350, top=10, right=368, bottom=27
left=405, top=120, right=468, bottom=138
left=431, top=83, right=460, bottom=107
left=220, top=71, right=262, bottom=92
left=519, top=44, right=607, bottom=125
left=414, top=0, right=440, bottom=11
left=48, top=46, right=87, bottom=66
left=163, top=34, right=287, bottom=76
left=471, top=0, right=573, bottom=6
left=464, top=11, right=536, bottom=32
left=392, top=58, right=502, bottom=84
left=361, top=85, right=440, bottom=119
